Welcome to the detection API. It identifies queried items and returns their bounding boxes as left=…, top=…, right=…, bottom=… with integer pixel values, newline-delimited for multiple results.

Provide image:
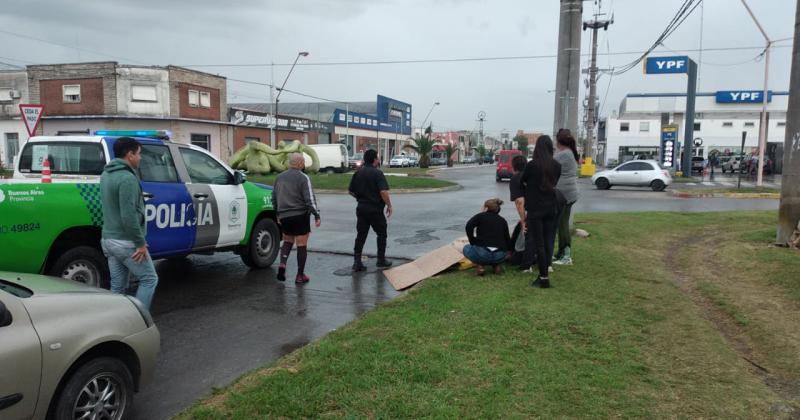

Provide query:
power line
left=0, top=28, right=148, bottom=65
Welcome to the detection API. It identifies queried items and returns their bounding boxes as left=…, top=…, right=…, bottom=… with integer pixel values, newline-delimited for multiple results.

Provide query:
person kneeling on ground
left=463, top=198, right=511, bottom=276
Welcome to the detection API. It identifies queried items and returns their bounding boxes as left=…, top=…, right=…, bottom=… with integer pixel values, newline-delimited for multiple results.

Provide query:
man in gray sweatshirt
left=271, top=153, right=321, bottom=283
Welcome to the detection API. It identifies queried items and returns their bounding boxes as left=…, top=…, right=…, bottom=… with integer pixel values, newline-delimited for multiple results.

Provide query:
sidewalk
left=673, top=173, right=781, bottom=190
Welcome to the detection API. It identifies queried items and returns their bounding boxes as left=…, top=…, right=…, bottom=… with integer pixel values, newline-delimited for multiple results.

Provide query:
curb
left=670, top=191, right=780, bottom=199
left=316, top=184, right=462, bottom=195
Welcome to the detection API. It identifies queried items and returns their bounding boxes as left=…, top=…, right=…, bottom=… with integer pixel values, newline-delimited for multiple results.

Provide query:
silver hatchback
left=0, top=272, right=159, bottom=420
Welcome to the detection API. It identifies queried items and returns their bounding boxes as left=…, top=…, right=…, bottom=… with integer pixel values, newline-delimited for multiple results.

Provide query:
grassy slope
left=183, top=211, right=799, bottom=419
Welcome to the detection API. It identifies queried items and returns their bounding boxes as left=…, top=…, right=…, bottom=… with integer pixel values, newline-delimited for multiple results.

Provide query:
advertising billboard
left=376, top=95, right=412, bottom=135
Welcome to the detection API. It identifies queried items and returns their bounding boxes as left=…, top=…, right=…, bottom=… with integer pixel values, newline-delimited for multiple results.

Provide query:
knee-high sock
left=280, top=241, right=293, bottom=267
left=297, top=246, right=307, bottom=275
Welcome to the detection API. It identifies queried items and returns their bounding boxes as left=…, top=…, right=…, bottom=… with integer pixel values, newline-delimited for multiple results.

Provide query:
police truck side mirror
left=233, top=170, right=246, bottom=185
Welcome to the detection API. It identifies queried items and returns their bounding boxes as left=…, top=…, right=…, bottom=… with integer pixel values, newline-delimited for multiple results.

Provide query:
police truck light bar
left=95, top=130, right=171, bottom=139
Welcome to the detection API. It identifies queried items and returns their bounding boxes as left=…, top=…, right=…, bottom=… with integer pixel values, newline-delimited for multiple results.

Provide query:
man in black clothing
left=348, top=149, right=393, bottom=271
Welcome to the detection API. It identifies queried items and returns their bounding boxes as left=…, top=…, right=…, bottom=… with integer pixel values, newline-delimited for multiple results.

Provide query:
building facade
left=25, top=62, right=235, bottom=161
left=0, top=70, right=29, bottom=168
left=228, top=105, right=334, bottom=152
left=603, top=91, right=788, bottom=168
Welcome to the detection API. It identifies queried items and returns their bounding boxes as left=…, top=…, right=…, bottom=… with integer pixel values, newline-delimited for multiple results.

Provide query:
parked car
left=496, top=149, right=523, bottom=182
left=591, top=160, right=672, bottom=192
left=720, top=156, right=742, bottom=173
left=389, top=155, right=412, bottom=168
left=349, top=152, right=364, bottom=170
left=482, top=155, right=493, bottom=164
left=429, top=156, right=447, bottom=166
left=461, top=156, right=477, bottom=164
left=406, top=155, right=419, bottom=167
left=0, top=271, right=159, bottom=419
left=304, top=144, right=349, bottom=174
left=690, top=156, right=705, bottom=175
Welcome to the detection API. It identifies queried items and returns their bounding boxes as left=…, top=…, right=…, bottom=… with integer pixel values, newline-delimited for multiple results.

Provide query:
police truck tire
left=241, top=218, right=280, bottom=268
left=49, top=246, right=110, bottom=289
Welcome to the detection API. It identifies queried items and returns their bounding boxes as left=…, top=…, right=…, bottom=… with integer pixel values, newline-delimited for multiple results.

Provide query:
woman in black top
left=464, top=198, right=511, bottom=276
left=520, top=136, right=562, bottom=288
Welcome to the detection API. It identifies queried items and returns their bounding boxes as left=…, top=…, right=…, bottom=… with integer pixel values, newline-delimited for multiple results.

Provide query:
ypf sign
left=715, top=90, right=772, bottom=104
left=19, top=104, right=45, bottom=137
left=644, top=56, right=689, bottom=74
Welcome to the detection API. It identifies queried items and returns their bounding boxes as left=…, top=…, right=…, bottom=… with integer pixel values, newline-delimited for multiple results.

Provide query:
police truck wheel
left=49, top=246, right=110, bottom=289
left=241, top=218, right=280, bottom=268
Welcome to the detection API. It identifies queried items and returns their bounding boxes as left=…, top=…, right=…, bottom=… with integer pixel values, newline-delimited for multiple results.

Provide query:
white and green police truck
left=0, top=131, right=280, bottom=288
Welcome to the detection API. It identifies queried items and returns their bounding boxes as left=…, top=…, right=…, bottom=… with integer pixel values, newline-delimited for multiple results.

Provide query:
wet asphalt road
left=132, top=164, right=777, bottom=419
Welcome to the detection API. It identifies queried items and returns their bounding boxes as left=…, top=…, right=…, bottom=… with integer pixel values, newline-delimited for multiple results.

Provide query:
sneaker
left=548, top=265, right=554, bottom=273
left=352, top=262, right=367, bottom=272
left=475, top=265, right=485, bottom=276
left=531, top=277, right=551, bottom=288
left=295, top=274, right=310, bottom=284
left=277, top=266, right=286, bottom=281
left=553, top=256, right=573, bottom=266
left=376, top=259, right=393, bottom=268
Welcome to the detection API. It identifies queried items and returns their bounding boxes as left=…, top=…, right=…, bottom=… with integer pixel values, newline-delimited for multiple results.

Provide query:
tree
left=473, top=144, right=488, bottom=165
left=404, top=135, right=437, bottom=168
left=777, top=0, right=800, bottom=245
left=444, top=143, right=456, bottom=167
left=514, top=134, right=529, bottom=153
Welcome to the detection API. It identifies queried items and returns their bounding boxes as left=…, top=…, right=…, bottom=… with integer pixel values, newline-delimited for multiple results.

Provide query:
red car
left=496, top=149, right=523, bottom=182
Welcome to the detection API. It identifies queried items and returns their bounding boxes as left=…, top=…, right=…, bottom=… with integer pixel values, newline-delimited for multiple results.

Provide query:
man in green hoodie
left=100, top=137, right=158, bottom=309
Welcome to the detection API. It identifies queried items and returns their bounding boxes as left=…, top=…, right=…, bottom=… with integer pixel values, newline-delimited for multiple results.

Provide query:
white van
left=304, top=144, right=349, bottom=173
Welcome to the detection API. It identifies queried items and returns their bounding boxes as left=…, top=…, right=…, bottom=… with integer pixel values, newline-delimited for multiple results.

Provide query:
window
left=722, top=122, right=733, bottom=127
left=620, top=122, right=630, bottom=132
left=744, top=122, right=755, bottom=127
left=777, top=121, right=786, bottom=127
left=639, top=122, right=650, bottom=132
left=188, top=90, right=199, bottom=107
left=693, top=122, right=701, bottom=131
left=190, top=133, right=210, bottom=150
left=139, top=144, right=178, bottom=183
left=131, top=85, right=157, bottom=102
left=63, top=85, right=81, bottom=103
left=244, top=137, right=260, bottom=143
left=618, top=162, right=653, bottom=171
left=17, top=142, right=105, bottom=175
left=4, top=133, right=19, bottom=166
left=0, top=88, right=12, bottom=102
left=199, top=91, right=211, bottom=108
left=179, top=147, right=232, bottom=185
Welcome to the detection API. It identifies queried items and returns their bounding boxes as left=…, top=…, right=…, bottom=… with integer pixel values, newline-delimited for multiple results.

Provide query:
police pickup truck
left=0, top=131, right=280, bottom=288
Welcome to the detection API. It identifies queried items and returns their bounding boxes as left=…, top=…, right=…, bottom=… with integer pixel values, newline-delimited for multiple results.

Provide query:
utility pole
left=477, top=111, right=486, bottom=158
left=553, top=0, right=583, bottom=136
left=269, top=62, right=275, bottom=148
left=583, top=15, right=612, bottom=160
left=777, top=0, right=800, bottom=245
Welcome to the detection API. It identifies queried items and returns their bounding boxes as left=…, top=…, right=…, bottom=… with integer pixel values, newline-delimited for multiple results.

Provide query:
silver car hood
left=0, top=271, right=106, bottom=296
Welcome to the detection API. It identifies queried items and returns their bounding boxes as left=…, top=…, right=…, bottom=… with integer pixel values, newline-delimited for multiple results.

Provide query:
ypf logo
left=0, top=188, right=5, bottom=204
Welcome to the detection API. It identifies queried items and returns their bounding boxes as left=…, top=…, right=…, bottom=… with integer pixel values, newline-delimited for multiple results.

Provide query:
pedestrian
left=520, top=135, right=563, bottom=288
left=463, top=198, right=511, bottom=276
left=553, top=131, right=580, bottom=266
left=100, top=137, right=159, bottom=309
left=508, top=154, right=535, bottom=270
left=348, top=149, right=393, bottom=271
left=271, top=153, right=321, bottom=284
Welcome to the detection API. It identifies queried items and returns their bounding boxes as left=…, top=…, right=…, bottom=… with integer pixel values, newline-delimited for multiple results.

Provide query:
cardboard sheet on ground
left=384, top=238, right=469, bottom=290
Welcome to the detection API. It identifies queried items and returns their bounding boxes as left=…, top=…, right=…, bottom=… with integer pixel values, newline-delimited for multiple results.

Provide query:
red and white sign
left=19, top=104, right=44, bottom=137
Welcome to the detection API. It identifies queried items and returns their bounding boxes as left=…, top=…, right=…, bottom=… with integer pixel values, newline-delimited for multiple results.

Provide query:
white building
left=0, top=70, right=30, bottom=169
left=603, top=91, right=788, bottom=168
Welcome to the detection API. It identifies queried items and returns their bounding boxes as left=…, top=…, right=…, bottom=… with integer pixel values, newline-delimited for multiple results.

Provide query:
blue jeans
left=462, top=244, right=506, bottom=266
left=101, top=239, right=159, bottom=310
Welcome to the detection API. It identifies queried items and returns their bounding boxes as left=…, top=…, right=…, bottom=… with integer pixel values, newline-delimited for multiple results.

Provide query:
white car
left=591, top=160, right=672, bottom=192
left=389, top=155, right=411, bottom=168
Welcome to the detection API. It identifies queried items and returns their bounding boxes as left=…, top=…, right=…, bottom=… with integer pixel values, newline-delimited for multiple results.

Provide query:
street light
left=740, top=0, right=770, bottom=187
left=420, top=101, right=440, bottom=137
left=270, top=51, right=309, bottom=147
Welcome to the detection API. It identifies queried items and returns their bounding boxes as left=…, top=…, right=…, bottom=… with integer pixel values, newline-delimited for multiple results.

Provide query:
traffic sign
left=644, top=56, right=689, bottom=74
left=19, top=104, right=44, bottom=137
left=693, top=137, right=703, bottom=147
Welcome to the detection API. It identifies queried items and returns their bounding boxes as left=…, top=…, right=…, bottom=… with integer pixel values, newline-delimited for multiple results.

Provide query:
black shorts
left=280, top=213, right=311, bottom=236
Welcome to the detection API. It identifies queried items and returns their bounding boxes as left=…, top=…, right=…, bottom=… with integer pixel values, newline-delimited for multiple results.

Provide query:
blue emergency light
left=95, top=130, right=171, bottom=139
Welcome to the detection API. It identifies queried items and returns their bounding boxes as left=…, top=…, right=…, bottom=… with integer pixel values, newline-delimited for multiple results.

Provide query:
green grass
left=382, top=167, right=435, bottom=177
left=181, top=212, right=800, bottom=418
left=247, top=173, right=456, bottom=191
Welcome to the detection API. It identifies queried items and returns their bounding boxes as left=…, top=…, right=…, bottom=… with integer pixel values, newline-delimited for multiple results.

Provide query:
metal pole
left=738, top=131, right=746, bottom=189
left=757, top=44, right=771, bottom=186
left=682, top=60, right=698, bottom=178
left=270, top=62, right=275, bottom=148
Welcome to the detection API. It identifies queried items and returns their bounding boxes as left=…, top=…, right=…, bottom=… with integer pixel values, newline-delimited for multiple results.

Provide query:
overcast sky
left=0, top=0, right=794, bottom=135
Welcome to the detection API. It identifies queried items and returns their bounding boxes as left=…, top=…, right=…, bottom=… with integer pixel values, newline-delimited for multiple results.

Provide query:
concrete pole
left=585, top=25, right=599, bottom=159
left=756, top=44, right=770, bottom=186
left=776, top=0, right=800, bottom=245
left=269, top=62, right=276, bottom=148
left=553, top=0, right=583, bottom=136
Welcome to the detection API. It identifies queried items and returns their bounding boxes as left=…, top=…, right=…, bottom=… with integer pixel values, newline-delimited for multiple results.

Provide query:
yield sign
left=19, top=104, right=44, bottom=137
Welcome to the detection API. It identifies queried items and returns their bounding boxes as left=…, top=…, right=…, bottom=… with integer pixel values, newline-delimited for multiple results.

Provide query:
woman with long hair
left=520, top=135, right=562, bottom=288
left=553, top=130, right=579, bottom=265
